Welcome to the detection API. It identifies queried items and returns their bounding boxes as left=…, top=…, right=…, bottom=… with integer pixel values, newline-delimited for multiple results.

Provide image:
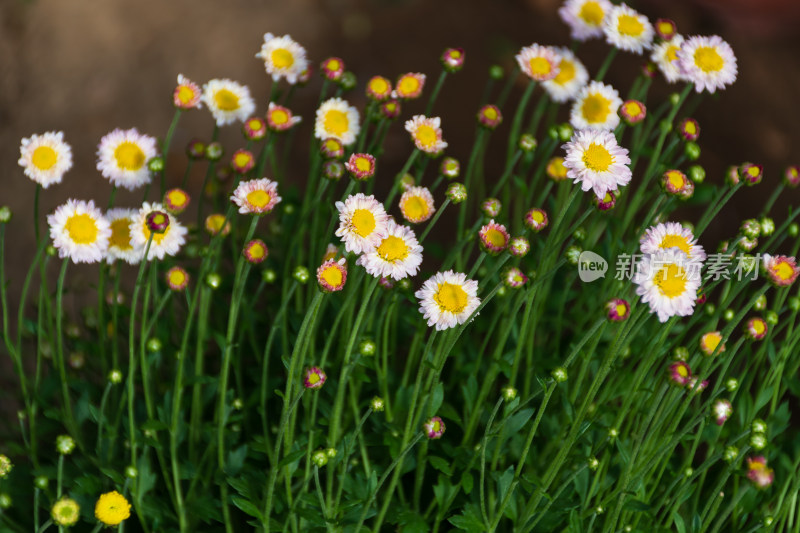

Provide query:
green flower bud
left=34, top=476, right=48, bottom=489
left=551, top=367, right=568, bottom=383
left=147, top=156, right=165, bottom=173
left=0, top=206, right=11, bottom=224
left=688, top=165, right=705, bottom=183
left=205, top=273, right=222, bottom=290
left=489, top=65, right=504, bottom=80
left=359, top=339, right=376, bottom=356
left=312, top=450, right=328, bottom=467
left=765, top=311, right=778, bottom=326
left=146, top=338, right=162, bottom=353
left=125, top=466, right=138, bottom=479
left=684, top=142, right=700, bottom=161
left=262, top=269, right=277, bottom=284
left=501, top=386, right=517, bottom=401
left=56, top=435, right=75, bottom=455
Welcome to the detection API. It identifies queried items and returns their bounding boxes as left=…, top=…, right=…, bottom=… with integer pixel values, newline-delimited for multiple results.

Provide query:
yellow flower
left=95, top=491, right=131, bottom=526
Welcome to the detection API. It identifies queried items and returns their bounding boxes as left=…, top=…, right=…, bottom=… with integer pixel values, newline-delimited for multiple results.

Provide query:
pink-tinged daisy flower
left=320, top=138, right=345, bottom=159
left=266, top=102, right=302, bottom=132
left=563, top=129, right=631, bottom=199
left=525, top=208, right=549, bottom=232
left=405, top=115, right=448, bottom=154
left=205, top=214, right=231, bottom=237
left=515, top=44, right=560, bottom=82
left=651, top=35, right=686, bottom=83
left=558, top=0, right=612, bottom=41
left=317, top=258, right=348, bottom=292
left=547, top=157, right=569, bottom=181
left=688, top=377, right=709, bottom=393
left=594, top=190, right=617, bottom=211
left=700, top=331, right=724, bottom=356
left=315, top=98, right=360, bottom=146
left=380, top=99, right=402, bottom=120
left=303, top=367, right=327, bottom=389
left=740, top=163, right=763, bottom=185
left=668, top=361, right=692, bottom=386
left=619, top=100, right=646, bottom=125
left=105, top=208, right=139, bottom=265
left=713, top=399, right=732, bottom=425
left=677, top=35, right=738, bottom=94
left=570, top=81, right=623, bottom=131
left=762, top=254, right=799, bottom=287
left=399, top=186, right=435, bottom=224
left=481, top=198, right=501, bottom=218
left=320, top=57, right=345, bottom=81
left=509, top=236, right=530, bottom=257
left=661, top=170, right=691, bottom=197
left=131, top=202, right=187, bottom=261
left=366, top=76, right=393, bottom=101
left=256, top=33, right=309, bottom=85
left=633, top=248, right=701, bottom=323
left=746, top=456, right=774, bottom=489
left=543, top=47, right=589, bottom=103
left=655, top=18, right=677, bottom=40
left=97, top=128, right=158, bottom=191
left=19, top=131, right=73, bottom=189
left=345, top=153, right=377, bottom=181
left=424, top=416, right=446, bottom=439
left=606, top=298, right=630, bottom=321
left=173, top=74, right=202, bottom=109
left=243, top=239, right=268, bottom=264
left=477, top=105, right=502, bottom=129
left=678, top=118, right=700, bottom=141
left=166, top=266, right=189, bottom=291
left=640, top=222, right=706, bottom=263
left=202, top=79, right=256, bottom=127
left=394, top=73, right=426, bottom=99
left=478, top=220, right=509, bottom=254
left=441, top=157, right=460, bottom=178
left=725, top=165, right=741, bottom=186
left=441, top=48, right=465, bottom=72
left=503, top=267, right=528, bottom=289
left=784, top=165, right=800, bottom=187
left=243, top=117, right=267, bottom=140
left=163, top=188, right=190, bottom=215
left=48, top=199, right=111, bottom=264
left=186, top=138, right=205, bottom=159
left=356, top=220, right=423, bottom=280
left=603, top=4, right=654, bottom=54
left=335, top=193, right=390, bottom=254
left=231, top=149, right=255, bottom=174
left=416, top=270, right=480, bottom=331
left=231, top=178, right=281, bottom=216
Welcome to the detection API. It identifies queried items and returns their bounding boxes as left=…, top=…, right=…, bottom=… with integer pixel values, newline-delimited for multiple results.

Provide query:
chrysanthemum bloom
left=619, top=100, right=646, bottom=125
left=424, top=416, right=446, bottom=439
left=606, top=298, right=630, bottom=321
left=205, top=214, right=231, bottom=237
left=700, top=331, right=724, bottom=356
left=405, top=115, right=448, bottom=154
left=256, top=33, right=308, bottom=84
left=335, top=193, right=390, bottom=254
left=784, top=165, right=800, bottom=187
left=416, top=270, right=480, bottom=330
left=509, top=236, right=530, bottom=257
left=320, top=57, right=345, bottom=81
left=18, top=131, right=73, bottom=189
left=165, top=266, right=189, bottom=291
left=503, top=267, right=528, bottom=289
left=479, top=220, right=510, bottom=254
left=440, top=157, right=460, bottom=178
left=477, top=105, right=503, bottom=129
left=739, top=163, right=763, bottom=185
left=542, top=47, right=589, bottom=103
left=446, top=183, right=467, bottom=204
left=546, top=157, right=569, bottom=181
left=399, top=186, right=435, bottom=224
left=668, top=361, right=692, bottom=386
left=243, top=117, right=267, bottom=140
left=558, top=0, right=612, bottom=41
left=317, top=258, right=348, bottom=292
left=186, top=138, right=205, bottom=159
left=525, top=208, right=549, bottom=232
left=640, top=222, right=706, bottom=263
left=712, top=399, right=732, bottom=425
left=594, top=190, right=617, bottom=211
left=239, top=239, right=268, bottom=265
left=603, top=4, right=654, bottom=54
left=52, top=498, right=80, bottom=527
left=394, top=73, right=426, bottom=99
left=661, top=170, right=691, bottom=197
left=633, top=248, right=701, bottom=323
left=201, top=79, right=256, bottom=127
left=163, top=188, right=191, bottom=215
left=678, top=118, right=700, bottom=141
left=231, top=178, right=282, bottom=215
left=48, top=200, right=111, bottom=264
left=95, top=491, right=131, bottom=526
left=105, top=208, right=139, bottom=265
left=230, top=149, right=255, bottom=175
left=319, top=138, right=344, bottom=160
left=173, top=74, right=202, bottom=109
left=380, top=99, right=402, bottom=120
left=515, top=44, right=560, bottom=82
left=570, top=82, right=623, bottom=131
left=96, top=128, right=157, bottom=191
left=746, top=457, right=774, bottom=489
left=655, top=18, right=677, bottom=40
left=677, top=35, right=738, bottom=94
left=344, top=153, right=376, bottom=181
left=303, top=367, right=327, bottom=389
left=762, top=254, right=799, bottom=287
left=357, top=220, right=423, bottom=280
left=366, top=76, right=393, bottom=101
left=563, top=129, right=631, bottom=199
left=131, top=202, right=187, bottom=261
left=441, top=47, right=465, bottom=72
left=651, top=35, right=686, bottom=83
left=266, top=102, right=302, bottom=133
left=481, top=198, right=501, bottom=218
left=315, top=98, right=360, bottom=146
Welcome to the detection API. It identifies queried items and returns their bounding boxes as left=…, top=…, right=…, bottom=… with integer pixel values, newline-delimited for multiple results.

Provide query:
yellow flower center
left=369, top=78, right=389, bottom=95
left=617, top=14, right=645, bottom=37
left=528, top=57, right=552, bottom=77
left=167, top=189, right=188, bottom=207
left=773, top=261, right=795, bottom=281
left=109, top=218, right=133, bottom=250
left=398, top=76, right=420, bottom=95
left=694, top=46, right=724, bottom=73
left=214, top=88, right=240, bottom=111
left=414, top=124, right=438, bottom=149
left=702, top=333, right=722, bottom=353
left=168, top=269, right=186, bottom=287
left=351, top=209, right=376, bottom=237
left=271, top=48, right=294, bottom=69
left=623, top=101, right=642, bottom=117
left=484, top=228, right=507, bottom=248
left=747, top=166, right=760, bottom=178
left=657, top=21, right=673, bottom=35
left=143, top=223, right=168, bottom=245
left=307, top=371, right=320, bottom=385
left=615, top=303, right=627, bottom=317
left=246, top=190, right=271, bottom=209
left=531, top=211, right=545, bottom=224
left=325, top=139, right=341, bottom=152
left=752, top=319, right=766, bottom=335
left=402, top=196, right=429, bottom=221
left=324, top=109, right=349, bottom=136
left=659, top=234, right=691, bottom=256
left=666, top=171, right=685, bottom=190
left=677, top=364, right=689, bottom=377
left=449, top=50, right=462, bottom=59
left=321, top=265, right=344, bottom=288
left=434, top=282, right=468, bottom=313
left=666, top=44, right=679, bottom=62
left=654, top=263, right=687, bottom=298
left=207, top=214, right=227, bottom=234
left=234, top=152, right=253, bottom=168
left=553, top=59, right=576, bottom=84
left=65, top=214, right=99, bottom=245
left=582, top=143, right=613, bottom=172
left=114, top=142, right=145, bottom=171
left=683, top=121, right=697, bottom=135
left=325, top=59, right=340, bottom=71
left=247, top=242, right=266, bottom=260
left=177, top=85, right=195, bottom=104
left=270, top=109, right=289, bottom=125
left=482, top=107, right=498, bottom=121
left=582, top=93, right=612, bottom=124
left=548, top=157, right=568, bottom=179
left=355, top=157, right=371, bottom=172
left=377, top=235, right=410, bottom=262
left=32, top=146, right=58, bottom=170
left=578, top=0, right=604, bottom=25
left=248, top=118, right=262, bottom=130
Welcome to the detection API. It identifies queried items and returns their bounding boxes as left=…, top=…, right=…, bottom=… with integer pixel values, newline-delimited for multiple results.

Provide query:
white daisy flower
left=314, top=97, right=361, bottom=146
left=562, top=129, right=631, bottom=199
left=542, top=47, right=589, bottom=103
left=677, top=35, right=738, bottom=94
left=634, top=248, right=702, bottom=323
left=256, top=33, right=309, bottom=85
left=640, top=221, right=706, bottom=263
left=558, top=0, right=612, bottom=41
left=105, top=208, right=140, bottom=265
left=399, top=186, right=435, bottom=224
left=651, top=35, right=686, bottom=83
left=201, top=79, right=256, bottom=127
left=515, top=44, right=560, bottom=82
left=404, top=115, right=448, bottom=154
left=334, top=193, right=390, bottom=254
left=603, top=4, right=654, bottom=55
left=230, top=178, right=282, bottom=215
left=415, top=270, right=480, bottom=331
left=96, top=128, right=157, bottom=191
left=47, top=199, right=111, bottom=264
left=130, top=202, right=188, bottom=261
left=570, top=81, right=622, bottom=131
left=356, top=220, right=423, bottom=281
left=18, top=132, right=73, bottom=188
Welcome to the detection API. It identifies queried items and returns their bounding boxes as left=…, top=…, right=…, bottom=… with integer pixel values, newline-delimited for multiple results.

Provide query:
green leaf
left=278, top=448, right=306, bottom=468
left=448, top=504, right=486, bottom=532
left=622, top=498, right=650, bottom=512
left=461, top=471, right=474, bottom=495
left=429, top=455, right=452, bottom=476
left=226, top=445, right=248, bottom=476
left=431, top=382, right=444, bottom=414
left=231, top=496, right=263, bottom=520
left=673, top=512, right=686, bottom=533
left=497, top=466, right=515, bottom=504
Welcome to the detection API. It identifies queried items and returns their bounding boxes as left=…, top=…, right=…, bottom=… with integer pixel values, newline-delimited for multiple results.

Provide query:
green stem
left=424, top=71, right=448, bottom=116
